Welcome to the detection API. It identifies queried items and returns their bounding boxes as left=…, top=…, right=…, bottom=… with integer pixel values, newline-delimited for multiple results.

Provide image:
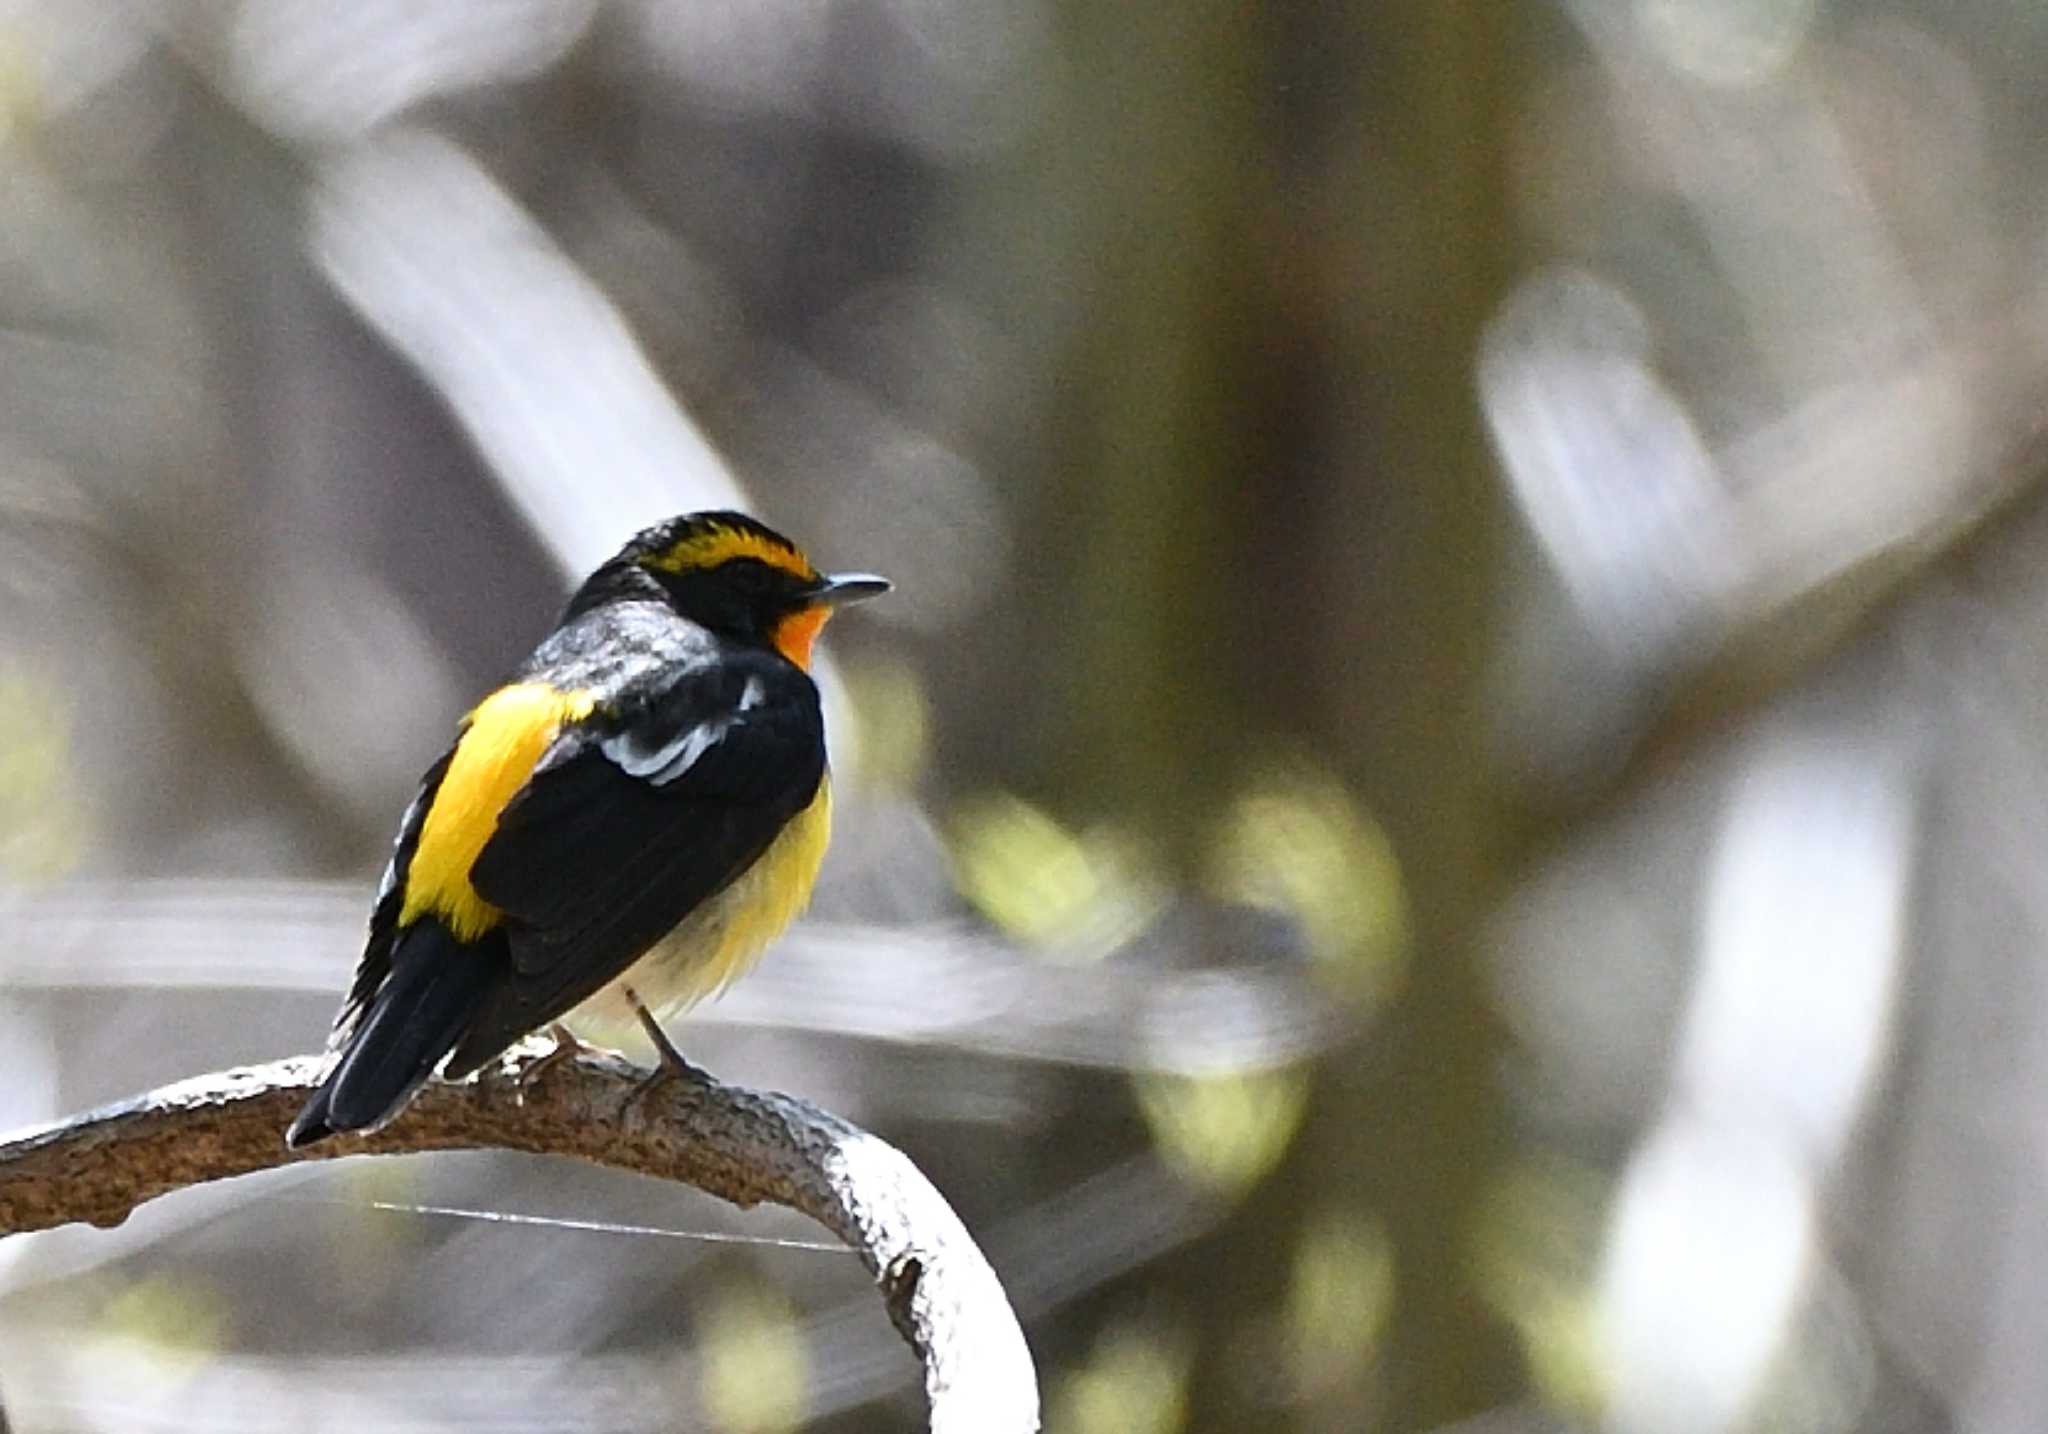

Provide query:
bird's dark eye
left=719, top=559, right=776, bottom=592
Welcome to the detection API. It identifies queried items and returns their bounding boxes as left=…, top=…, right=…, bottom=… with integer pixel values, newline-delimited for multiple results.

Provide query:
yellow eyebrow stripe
left=644, top=525, right=816, bottom=581
left=401, top=682, right=595, bottom=941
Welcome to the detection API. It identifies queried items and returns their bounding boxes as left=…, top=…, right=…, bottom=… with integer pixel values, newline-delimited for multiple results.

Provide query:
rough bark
left=0, top=1038, right=1038, bottom=1434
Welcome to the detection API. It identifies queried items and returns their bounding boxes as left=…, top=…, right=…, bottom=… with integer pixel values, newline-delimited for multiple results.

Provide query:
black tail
left=287, top=921, right=499, bottom=1149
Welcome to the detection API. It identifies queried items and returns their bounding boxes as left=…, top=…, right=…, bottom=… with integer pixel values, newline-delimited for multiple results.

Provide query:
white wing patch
left=599, top=677, right=765, bottom=786
left=602, top=713, right=738, bottom=786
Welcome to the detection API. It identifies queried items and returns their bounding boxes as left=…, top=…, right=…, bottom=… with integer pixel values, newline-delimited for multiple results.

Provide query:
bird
left=285, top=510, right=888, bottom=1148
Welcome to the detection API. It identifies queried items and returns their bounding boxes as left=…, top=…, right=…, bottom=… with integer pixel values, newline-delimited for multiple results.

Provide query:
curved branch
left=0, top=1040, right=1039, bottom=1434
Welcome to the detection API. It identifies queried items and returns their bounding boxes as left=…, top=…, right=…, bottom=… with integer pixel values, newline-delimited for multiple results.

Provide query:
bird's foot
left=618, top=988, right=713, bottom=1122
left=627, top=987, right=713, bottom=1084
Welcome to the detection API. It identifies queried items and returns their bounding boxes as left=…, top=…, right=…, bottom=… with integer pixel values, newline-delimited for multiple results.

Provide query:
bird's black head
left=570, top=510, right=888, bottom=669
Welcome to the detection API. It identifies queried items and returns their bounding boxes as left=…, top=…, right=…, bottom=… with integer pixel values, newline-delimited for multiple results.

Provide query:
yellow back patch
left=401, top=682, right=595, bottom=941
left=644, top=523, right=817, bottom=582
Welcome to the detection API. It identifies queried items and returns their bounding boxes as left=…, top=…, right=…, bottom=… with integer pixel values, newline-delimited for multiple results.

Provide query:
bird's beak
left=812, top=572, right=891, bottom=607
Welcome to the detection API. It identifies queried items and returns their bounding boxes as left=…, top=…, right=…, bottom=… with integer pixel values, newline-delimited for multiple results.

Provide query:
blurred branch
left=309, top=127, right=747, bottom=578
left=0, top=1040, right=1039, bottom=1434
left=2, top=884, right=1350, bottom=1073
left=1519, top=410, right=2048, bottom=852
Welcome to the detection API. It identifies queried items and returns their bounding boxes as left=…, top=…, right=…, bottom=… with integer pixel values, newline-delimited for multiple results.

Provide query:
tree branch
left=0, top=1039, right=1039, bottom=1434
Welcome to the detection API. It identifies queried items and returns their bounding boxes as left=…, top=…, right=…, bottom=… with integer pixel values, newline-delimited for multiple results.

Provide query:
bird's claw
left=619, top=989, right=712, bottom=1121
left=514, top=1024, right=587, bottom=1105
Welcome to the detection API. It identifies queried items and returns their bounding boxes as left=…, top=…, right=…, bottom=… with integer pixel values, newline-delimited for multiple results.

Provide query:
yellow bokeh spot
left=1285, top=1207, right=1395, bottom=1398
left=1205, top=759, right=1407, bottom=1003
left=946, top=791, right=1162, bottom=961
left=0, top=666, right=87, bottom=884
left=1049, top=1323, right=1191, bottom=1434
left=1516, top=1288, right=1606, bottom=1421
left=838, top=654, right=931, bottom=792
left=1469, top=1157, right=1611, bottom=1421
left=1134, top=1065, right=1310, bottom=1195
left=697, top=1281, right=809, bottom=1434
left=0, top=31, right=37, bottom=144
left=91, top=1276, right=231, bottom=1392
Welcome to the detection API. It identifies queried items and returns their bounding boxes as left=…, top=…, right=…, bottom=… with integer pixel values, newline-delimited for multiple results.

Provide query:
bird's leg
left=629, top=987, right=712, bottom=1083
left=619, top=987, right=713, bottom=1122
left=514, top=1023, right=588, bottom=1104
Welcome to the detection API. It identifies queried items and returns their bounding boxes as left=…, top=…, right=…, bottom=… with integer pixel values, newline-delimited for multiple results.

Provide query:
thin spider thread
left=290, top=1196, right=847, bottom=1253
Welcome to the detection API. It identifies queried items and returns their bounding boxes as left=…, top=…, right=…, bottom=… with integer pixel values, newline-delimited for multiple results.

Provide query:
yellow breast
left=567, top=773, right=834, bottom=1037
left=401, top=682, right=594, bottom=941
left=701, top=771, right=834, bottom=985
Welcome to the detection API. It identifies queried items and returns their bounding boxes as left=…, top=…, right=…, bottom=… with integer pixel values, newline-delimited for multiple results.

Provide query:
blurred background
left=0, top=1, right=2041, bottom=1430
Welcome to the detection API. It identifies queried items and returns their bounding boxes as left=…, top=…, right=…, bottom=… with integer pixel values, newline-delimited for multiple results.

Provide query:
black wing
left=330, top=748, right=454, bottom=1050
left=441, top=652, right=824, bottom=1075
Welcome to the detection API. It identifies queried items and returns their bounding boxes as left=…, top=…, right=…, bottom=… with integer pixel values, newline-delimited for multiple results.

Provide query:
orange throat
left=773, top=605, right=831, bottom=670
